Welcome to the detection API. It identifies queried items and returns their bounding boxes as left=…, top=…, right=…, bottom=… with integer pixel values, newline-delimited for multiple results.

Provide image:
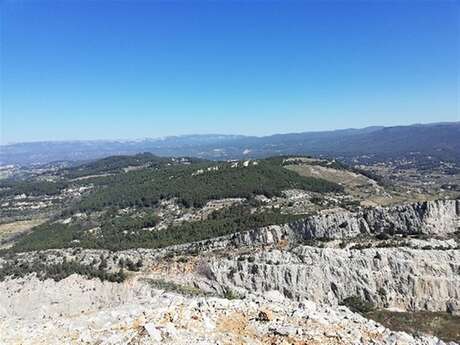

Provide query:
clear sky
left=1, top=1, right=459, bottom=144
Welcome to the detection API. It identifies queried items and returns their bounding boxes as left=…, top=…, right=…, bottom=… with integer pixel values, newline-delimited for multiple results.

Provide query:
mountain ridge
left=1, top=122, right=459, bottom=166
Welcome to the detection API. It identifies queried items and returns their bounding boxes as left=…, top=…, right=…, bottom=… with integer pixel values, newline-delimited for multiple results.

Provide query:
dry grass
left=286, top=164, right=372, bottom=188
left=366, top=310, right=460, bottom=343
left=285, top=163, right=430, bottom=207
left=0, top=219, right=46, bottom=248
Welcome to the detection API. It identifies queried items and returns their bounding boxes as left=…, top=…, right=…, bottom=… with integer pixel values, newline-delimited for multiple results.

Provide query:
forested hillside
left=11, top=204, right=306, bottom=252
left=2, top=155, right=343, bottom=253
left=77, top=158, right=343, bottom=211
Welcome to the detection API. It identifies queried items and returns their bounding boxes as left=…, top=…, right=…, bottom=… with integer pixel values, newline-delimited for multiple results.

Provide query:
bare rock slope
left=207, top=246, right=460, bottom=313
left=0, top=275, right=452, bottom=345
left=198, top=200, right=460, bottom=314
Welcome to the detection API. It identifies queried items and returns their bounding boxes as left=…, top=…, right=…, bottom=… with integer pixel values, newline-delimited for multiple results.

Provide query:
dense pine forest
left=2, top=155, right=344, bottom=253
left=77, top=158, right=343, bottom=211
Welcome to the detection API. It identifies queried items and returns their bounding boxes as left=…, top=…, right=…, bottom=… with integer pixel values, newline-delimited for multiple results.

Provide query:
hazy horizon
left=2, top=118, right=459, bottom=146
left=2, top=121, right=459, bottom=146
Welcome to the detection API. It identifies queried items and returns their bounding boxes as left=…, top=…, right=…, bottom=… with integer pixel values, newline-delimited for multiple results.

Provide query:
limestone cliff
left=227, top=199, right=460, bottom=247
left=207, top=246, right=460, bottom=314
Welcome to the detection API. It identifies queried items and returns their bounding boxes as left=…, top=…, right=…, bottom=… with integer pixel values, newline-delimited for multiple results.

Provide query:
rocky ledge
left=0, top=275, right=454, bottom=345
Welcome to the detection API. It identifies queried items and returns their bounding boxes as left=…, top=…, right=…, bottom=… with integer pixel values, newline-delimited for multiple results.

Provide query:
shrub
left=0, top=259, right=125, bottom=283
left=222, top=287, right=240, bottom=300
left=141, top=278, right=206, bottom=297
left=340, top=296, right=375, bottom=313
left=135, top=259, right=143, bottom=268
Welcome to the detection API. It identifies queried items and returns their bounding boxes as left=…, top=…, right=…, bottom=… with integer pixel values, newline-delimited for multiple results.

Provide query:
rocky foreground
left=0, top=275, right=454, bottom=345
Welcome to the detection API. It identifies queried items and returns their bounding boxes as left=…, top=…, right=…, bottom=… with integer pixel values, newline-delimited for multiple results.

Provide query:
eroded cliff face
left=207, top=246, right=460, bottom=314
left=0, top=274, right=153, bottom=320
left=188, top=200, right=460, bottom=316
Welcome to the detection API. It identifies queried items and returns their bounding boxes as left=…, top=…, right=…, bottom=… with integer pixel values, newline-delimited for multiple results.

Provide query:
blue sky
left=1, top=1, right=459, bottom=144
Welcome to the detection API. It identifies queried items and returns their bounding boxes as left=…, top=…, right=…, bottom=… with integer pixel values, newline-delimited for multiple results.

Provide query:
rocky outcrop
left=218, top=199, right=460, bottom=249
left=207, top=245, right=460, bottom=314
left=8, top=200, right=454, bottom=267
left=147, top=199, right=460, bottom=253
left=194, top=199, right=460, bottom=250
left=0, top=275, right=453, bottom=345
left=0, top=274, right=154, bottom=320
left=290, top=199, right=460, bottom=240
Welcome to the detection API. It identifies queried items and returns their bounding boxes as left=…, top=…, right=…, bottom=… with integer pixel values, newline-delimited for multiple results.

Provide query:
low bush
left=0, top=258, right=125, bottom=283
left=140, top=278, right=208, bottom=297
left=340, top=296, right=375, bottom=313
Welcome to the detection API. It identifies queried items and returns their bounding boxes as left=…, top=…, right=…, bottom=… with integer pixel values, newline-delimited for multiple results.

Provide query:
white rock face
left=219, top=200, right=460, bottom=249
left=196, top=200, right=460, bottom=315
left=208, top=246, right=460, bottom=314
left=291, top=199, right=460, bottom=239
left=0, top=275, right=452, bottom=345
left=144, top=322, right=162, bottom=341
left=0, top=274, right=154, bottom=320
left=105, top=199, right=459, bottom=256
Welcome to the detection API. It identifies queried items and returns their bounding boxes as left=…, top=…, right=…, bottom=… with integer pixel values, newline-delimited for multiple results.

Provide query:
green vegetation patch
left=11, top=222, right=84, bottom=252
left=11, top=205, right=306, bottom=252
left=91, top=205, right=305, bottom=251
left=0, top=258, right=125, bottom=283
left=0, top=179, right=68, bottom=197
left=77, top=158, right=343, bottom=211
left=65, top=153, right=177, bottom=178
left=140, top=278, right=210, bottom=297
left=5, top=157, right=342, bottom=253
left=340, top=295, right=460, bottom=342
left=340, top=295, right=375, bottom=313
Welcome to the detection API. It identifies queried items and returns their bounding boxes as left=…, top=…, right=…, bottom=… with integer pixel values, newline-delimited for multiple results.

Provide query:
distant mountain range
left=1, top=122, right=459, bottom=166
